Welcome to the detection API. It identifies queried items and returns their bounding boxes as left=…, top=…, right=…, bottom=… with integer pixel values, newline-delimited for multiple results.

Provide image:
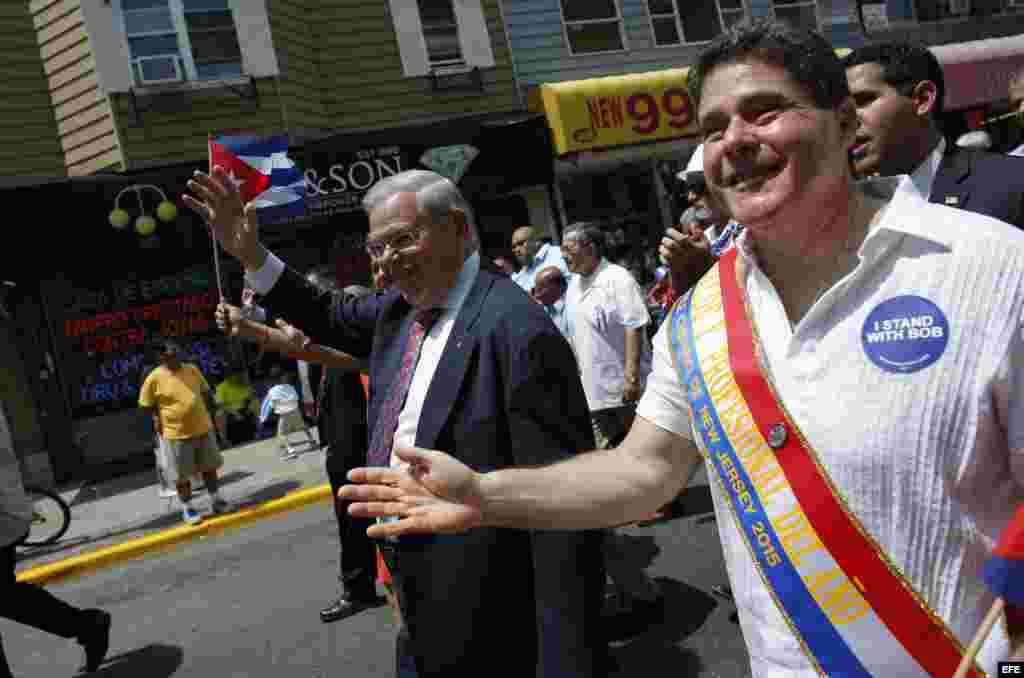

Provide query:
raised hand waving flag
left=208, top=132, right=306, bottom=224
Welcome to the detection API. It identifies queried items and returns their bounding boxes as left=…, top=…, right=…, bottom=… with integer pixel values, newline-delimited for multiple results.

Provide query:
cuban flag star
left=208, top=132, right=306, bottom=224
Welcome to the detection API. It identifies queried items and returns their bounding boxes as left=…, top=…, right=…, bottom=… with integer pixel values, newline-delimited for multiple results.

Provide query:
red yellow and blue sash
left=669, top=249, right=981, bottom=677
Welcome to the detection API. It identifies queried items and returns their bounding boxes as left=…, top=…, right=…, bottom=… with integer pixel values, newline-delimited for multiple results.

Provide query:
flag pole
left=207, top=133, right=226, bottom=303
left=952, top=597, right=1005, bottom=678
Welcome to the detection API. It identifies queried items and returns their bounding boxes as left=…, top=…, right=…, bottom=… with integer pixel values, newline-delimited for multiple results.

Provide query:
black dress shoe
left=319, top=594, right=384, bottom=623
left=78, top=609, right=111, bottom=672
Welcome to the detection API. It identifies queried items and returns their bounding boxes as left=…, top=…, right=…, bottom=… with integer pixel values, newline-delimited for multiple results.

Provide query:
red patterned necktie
left=367, top=308, right=443, bottom=467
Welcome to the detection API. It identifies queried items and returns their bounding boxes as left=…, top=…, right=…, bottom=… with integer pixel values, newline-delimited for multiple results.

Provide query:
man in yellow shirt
left=139, top=340, right=227, bottom=524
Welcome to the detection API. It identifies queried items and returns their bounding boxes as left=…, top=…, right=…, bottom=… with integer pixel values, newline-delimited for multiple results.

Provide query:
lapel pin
left=767, top=423, right=787, bottom=449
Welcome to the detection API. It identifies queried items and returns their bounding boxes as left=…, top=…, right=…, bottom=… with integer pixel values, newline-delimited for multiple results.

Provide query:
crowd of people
left=5, top=15, right=1024, bottom=678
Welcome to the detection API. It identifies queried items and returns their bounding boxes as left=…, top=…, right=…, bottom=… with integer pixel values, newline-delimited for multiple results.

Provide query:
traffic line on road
left=17, top=484, right=335, bottom=586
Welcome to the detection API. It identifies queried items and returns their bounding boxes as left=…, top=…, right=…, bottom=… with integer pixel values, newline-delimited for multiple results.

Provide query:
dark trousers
left=1, top=540, right=85, bottom=678
left=396, top=626, right=418, bottom=678
left=326, top=453, right=376, bottom=598
left=379, top=542, right=419, bottom=678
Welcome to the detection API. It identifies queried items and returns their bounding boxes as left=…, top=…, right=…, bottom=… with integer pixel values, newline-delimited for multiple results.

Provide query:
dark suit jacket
left=930, top=147, right=1024, bottom=228
left=262, top=259, right=607, bottom=678
left=318, top=367, right=367, bottom=474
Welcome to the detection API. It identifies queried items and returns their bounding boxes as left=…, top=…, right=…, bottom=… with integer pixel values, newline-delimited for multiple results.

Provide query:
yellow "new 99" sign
left=539, top=67, right=699, bottom=155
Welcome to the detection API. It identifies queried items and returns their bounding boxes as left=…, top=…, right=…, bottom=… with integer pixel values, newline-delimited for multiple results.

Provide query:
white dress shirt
left=511, top=242, right=569, bottom=292
left=246, top=251, right=480, bottom=468
left=566, top=259, right=651, bottom=412
left=1011, top=143, right=1024, bottom=157
left=637, top=176, right=1024, bottom=676
left=543, top=297, right=571, bottom=341
left=907, top=137, right=946, bottom=200
left=391, top=253, right=479, bottom=467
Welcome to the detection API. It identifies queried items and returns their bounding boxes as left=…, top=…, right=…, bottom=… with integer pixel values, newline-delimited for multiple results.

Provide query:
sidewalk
left=15, top=432, right=335, bottom=584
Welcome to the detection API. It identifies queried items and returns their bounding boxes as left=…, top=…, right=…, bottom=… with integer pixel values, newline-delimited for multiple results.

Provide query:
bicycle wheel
left=20, top=486, right=71, bottom=546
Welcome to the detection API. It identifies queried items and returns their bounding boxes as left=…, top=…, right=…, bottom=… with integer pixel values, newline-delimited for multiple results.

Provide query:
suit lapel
left=414, top=269, right=495, bottom=450
left=931, top=147, right=973, bottom=210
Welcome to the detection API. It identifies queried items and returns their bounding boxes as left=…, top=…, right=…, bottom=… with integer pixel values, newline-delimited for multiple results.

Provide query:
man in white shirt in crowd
left=844, top=42, right=1024, bottom=227
left=1010, top=67, right=1024, bottom=157
left=561, top=221, right=662, bottom=619
left=341, top=19, right=1024, bottom=677
left=530, top=265, right=571, bottom=341
left=510, top=225, right=568, bottom=292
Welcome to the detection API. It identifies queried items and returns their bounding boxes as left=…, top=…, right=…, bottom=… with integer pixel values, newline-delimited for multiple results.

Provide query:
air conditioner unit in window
left=133, top=55, right=183, bottom=86
left=948, top=0, right=971, bottom=14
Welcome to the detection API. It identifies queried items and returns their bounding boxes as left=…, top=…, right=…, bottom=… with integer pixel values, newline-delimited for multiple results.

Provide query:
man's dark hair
left=563, top=222, right=606, bottom=259
left=841, top=43, right=945, bottom=118
left=687, top=18, right=849, bottom=114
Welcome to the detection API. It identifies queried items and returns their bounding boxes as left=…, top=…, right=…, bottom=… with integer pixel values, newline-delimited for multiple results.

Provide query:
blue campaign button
left=861, top=295, right=949, bottom=374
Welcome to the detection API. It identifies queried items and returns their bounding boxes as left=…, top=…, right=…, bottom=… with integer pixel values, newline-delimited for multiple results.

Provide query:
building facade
left=498, top=0, right=1024, bottom=278
left=3, top=0, right=558, bottom=483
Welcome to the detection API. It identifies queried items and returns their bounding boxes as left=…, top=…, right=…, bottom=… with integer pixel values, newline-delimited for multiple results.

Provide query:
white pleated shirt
left=637, top=176, right=1024, bottom=676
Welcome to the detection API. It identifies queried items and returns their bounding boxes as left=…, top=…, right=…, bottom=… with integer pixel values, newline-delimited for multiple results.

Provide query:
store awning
left=930, top=35, right=1024, bottom=111
left=532, top=68, right=699, bottom=156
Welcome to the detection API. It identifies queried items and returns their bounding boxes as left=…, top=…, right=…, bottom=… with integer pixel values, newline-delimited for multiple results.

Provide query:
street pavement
left=16, top=433, right=329, bottom=576
left=5, top=475, right=751, bottom=677
left=8, top=429, right=752, bottom=676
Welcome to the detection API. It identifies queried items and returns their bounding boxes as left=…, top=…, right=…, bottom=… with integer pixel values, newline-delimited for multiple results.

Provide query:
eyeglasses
left=365, top=224, right=426, bottom=259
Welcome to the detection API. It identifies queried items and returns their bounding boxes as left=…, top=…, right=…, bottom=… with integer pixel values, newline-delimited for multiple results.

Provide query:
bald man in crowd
left=531, top=265, right=571, bottom=340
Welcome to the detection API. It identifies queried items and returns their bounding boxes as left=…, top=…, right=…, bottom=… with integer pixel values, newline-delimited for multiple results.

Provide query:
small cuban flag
left=208, top=131, right=306, bottom=224
left=984, top=504, right=1024, bottom=633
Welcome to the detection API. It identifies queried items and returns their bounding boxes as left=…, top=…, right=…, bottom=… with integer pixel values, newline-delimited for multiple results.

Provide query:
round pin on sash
left=767, top=423, right=787, bottom=449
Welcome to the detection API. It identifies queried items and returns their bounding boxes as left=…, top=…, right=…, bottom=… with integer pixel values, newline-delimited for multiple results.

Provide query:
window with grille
left=773, top=0, right=819, bottom=30
left=560, top=0, right=626, bottom=55
left=120, top=0, right=242, bottom=85
left=418, top=0, right=463, bottom=68
left=389, top=0, right=495, bottom=77
left=648, top=0, right=746, bottom=46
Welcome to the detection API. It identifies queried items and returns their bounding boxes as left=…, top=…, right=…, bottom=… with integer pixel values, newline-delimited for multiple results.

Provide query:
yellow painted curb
left=17, top=483, right=335, bottom=586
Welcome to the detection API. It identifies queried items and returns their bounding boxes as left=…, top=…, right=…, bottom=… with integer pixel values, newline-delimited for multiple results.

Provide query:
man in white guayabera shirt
left=339, top=19, right=1024, bottom=677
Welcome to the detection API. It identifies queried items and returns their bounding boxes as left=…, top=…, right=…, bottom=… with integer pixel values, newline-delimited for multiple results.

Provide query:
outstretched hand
left=338, top=446, right=486, bottom=539
left=182, top=166, right=265, bottom=269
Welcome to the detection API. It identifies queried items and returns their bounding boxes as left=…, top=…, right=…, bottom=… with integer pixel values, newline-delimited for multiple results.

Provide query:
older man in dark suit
left=185, top=168, right=607, bottom=678
left=844, top=42, right=1024, bottom=228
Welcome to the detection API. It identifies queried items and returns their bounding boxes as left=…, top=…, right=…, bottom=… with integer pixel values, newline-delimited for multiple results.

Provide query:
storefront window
left=474, top=194, right=531, bottom=260
left=558, top=165, right=663, bottom=286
